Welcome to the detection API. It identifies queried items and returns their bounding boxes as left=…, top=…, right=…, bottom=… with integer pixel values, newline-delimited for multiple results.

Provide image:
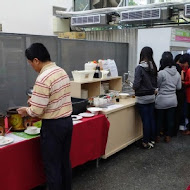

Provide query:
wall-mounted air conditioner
left=120, top=7, right=172, bottom=23
left=71, top=14, right=111, bottom=27
left=185, top=4, right=190, bottom=18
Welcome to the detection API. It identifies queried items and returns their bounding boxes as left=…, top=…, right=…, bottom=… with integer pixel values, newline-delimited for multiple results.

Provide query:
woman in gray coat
left=155, top=52, right=181, bottom=142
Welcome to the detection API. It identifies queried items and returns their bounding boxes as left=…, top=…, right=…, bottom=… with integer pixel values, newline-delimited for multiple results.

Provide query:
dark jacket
left=133, top=61, right=157, bottom=96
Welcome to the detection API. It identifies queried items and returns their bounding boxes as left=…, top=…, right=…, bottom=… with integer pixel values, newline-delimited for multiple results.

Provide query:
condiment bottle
left=94, top=64, right=102, bottom=78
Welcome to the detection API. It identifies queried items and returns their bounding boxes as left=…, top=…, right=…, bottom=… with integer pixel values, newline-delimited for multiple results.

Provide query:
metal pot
left=0, top=113, right=5, bottom=136
left=7, top=107, right=26, bottom=132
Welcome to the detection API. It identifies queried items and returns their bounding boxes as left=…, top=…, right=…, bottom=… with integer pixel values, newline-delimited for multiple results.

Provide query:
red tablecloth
left=0, top=114, right=109, bottom=190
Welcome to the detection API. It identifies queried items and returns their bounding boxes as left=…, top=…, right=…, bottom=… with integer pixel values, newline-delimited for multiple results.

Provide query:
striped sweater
left=26, top=62, right=72, bottom=119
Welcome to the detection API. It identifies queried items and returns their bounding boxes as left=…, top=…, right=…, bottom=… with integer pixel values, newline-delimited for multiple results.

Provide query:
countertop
left=101, top=97, right=136, bottom=115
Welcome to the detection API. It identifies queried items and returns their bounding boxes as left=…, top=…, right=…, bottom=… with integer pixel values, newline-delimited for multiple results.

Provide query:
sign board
left=171, top=28, right=190, bottom=43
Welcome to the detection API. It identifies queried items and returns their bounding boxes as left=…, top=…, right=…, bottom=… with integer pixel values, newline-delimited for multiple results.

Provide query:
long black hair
left=159, top=51, right=174, bottom=70
left=139, top=46, right=157, bottom=75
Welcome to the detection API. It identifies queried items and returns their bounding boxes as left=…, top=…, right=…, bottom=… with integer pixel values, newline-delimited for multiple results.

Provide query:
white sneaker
left=148, top=142, right=154, bottom=148
left=179, top=125, right=185, bottom=131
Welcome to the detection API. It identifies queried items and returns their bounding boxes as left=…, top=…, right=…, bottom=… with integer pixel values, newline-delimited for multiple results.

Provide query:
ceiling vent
left=185, top=4, right=190, bottom=17
left=71, top=14, right=111, bottom=27
left=120, top=7, right=171, bottom=23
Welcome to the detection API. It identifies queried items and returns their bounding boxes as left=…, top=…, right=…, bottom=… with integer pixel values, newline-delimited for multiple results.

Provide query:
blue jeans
left=136, top=103, right=156, bottom=143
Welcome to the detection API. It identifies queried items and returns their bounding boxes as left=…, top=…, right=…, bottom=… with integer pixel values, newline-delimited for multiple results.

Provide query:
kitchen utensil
left=7, top=107, right=26, bottom=132
left=5, top=126, right=12, bottom=135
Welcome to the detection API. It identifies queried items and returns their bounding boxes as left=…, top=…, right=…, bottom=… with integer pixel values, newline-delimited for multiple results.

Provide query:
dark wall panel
left=0, top=34, right=128, bottom=113
left=59, top=39, right=128, bottom=78
left=0, top=34, right=26, bottom=112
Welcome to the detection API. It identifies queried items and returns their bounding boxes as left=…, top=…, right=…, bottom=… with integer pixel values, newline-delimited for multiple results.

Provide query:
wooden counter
left=101, top=98, right=143, bottom=159
left=70, top=77, right=142, bottom=159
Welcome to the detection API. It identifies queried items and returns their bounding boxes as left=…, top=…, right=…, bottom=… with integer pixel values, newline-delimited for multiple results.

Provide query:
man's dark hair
left=174, top=54, right=182, bottom=64
left=25, top=43, right=51, bottom=62
left=179, top=53, right=190, bottom=66
left=159, top=51, right=174, bottom=70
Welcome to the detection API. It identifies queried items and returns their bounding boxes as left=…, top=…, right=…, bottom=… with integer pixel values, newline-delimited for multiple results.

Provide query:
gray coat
left=155, top=66, right=181, bottom=109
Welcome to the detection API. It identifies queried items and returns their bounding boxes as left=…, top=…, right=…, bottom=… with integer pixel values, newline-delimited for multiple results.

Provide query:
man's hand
left=17, top=107, right=29, bottom=117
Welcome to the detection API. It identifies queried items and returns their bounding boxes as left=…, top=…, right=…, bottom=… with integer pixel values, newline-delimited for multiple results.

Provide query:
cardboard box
left=58, top=32, right=85, bottom=39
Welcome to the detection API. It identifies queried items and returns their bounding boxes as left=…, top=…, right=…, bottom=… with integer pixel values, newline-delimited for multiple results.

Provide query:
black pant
left=156, top=107, right=176, bottom=137
left=175, top=90, right=185, bottom=135
left=40, top=116, right=73, bottom=190
left=187, top=103, right=190, bottom=130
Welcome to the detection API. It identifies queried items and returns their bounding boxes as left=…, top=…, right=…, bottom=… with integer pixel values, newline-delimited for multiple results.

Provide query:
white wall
left=137, top=28, right=172, bottom=69
left=0, top=0, right=73, bottom=36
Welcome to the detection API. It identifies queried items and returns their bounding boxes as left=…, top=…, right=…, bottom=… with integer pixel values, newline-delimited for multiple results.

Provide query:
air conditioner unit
left=184, top=4, right=190, bottom=18
left=120, top=7, right=172, bottom=24
left=71, top=14, right=111, bottom=27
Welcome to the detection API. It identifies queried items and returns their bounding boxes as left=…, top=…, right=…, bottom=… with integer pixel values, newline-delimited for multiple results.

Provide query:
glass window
left=74, top=0, right=90, bottom=11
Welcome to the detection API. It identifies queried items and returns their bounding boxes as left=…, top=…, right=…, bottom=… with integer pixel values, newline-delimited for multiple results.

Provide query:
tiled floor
left=34, top=132, right=190, bottom=190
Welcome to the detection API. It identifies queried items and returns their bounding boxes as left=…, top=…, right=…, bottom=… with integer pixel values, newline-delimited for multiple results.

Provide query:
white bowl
left=87, top=107, right=103, bottom=115
left=27, top=126, right=38, bottom=133
left=72, top=70, right=95, bottom=82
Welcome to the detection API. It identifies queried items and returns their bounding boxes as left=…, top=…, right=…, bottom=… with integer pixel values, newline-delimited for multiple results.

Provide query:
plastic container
left=72, top=70, right=95, bottom=82
left=71, top=97, right=88, bottom=115
left=101, top=70, right=109, bottom=79
left=84, top=63, right=96, bottom=71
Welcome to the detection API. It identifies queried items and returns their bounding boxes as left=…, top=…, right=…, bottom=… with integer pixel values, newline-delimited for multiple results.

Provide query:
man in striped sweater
left=17, top=43, right=73, bottom=190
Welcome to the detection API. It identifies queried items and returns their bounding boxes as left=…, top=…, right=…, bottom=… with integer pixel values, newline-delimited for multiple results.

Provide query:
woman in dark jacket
left=133, top=47, right=157, bottom=149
